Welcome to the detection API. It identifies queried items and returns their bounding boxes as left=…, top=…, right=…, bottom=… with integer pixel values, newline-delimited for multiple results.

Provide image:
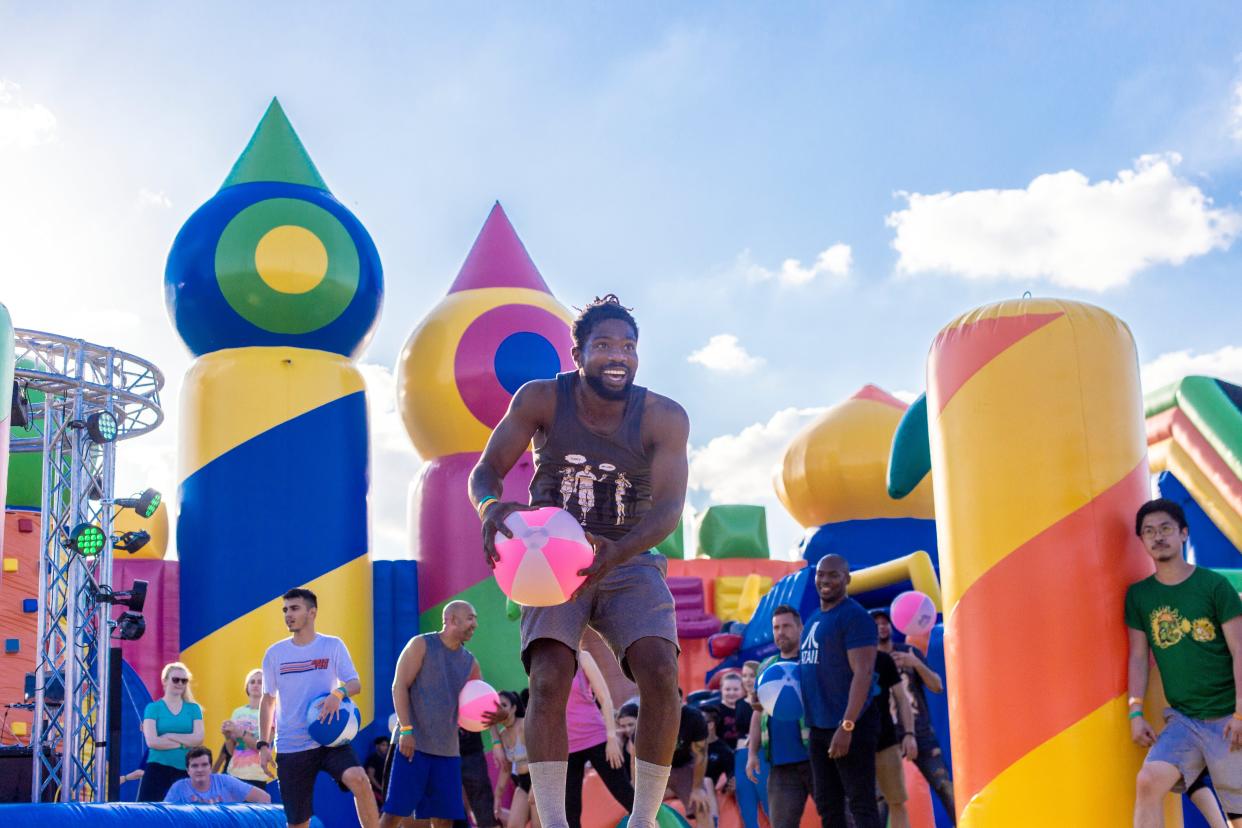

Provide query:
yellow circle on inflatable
left=775, top=386, right=935, bottom=526
left=112, top=499, right=170, bottom=560
left=397, top=287, right=573, bottom=459
left=254, top=224, right=328, bottom=295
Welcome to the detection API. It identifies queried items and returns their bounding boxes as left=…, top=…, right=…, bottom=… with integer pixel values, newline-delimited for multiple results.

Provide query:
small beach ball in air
left=890, top=591, right=937, bottom=636
left=493, top=507, right=595, bottom=606
left=305, top=694, right=361, bottom=747
left=756, top=661, right=803, bottom=721
left=458, top=679, right=500, bottom=733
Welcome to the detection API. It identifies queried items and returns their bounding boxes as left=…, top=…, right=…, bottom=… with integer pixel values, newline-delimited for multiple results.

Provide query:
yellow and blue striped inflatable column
left=165, top=99, right=382, bottom=738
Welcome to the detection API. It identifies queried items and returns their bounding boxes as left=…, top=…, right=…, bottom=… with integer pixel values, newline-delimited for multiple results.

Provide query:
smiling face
left=574, top=318, right=638, bottom=401
left=815, top=556, right=850, bottom=607
left=740, top=664, right=757, bottom=695
left=874, top=614, right=892, bottom=644
left=720, top=675, right=743, bottom=706
left=616, top=712, right=637, bottom=741
left=445, top=601, right=479, bottom=642
left=497, top=694, right=517, bottom=725
left=164, top=666, right=190, bottom=698
left=1140, top=510, right=1188, bottom=564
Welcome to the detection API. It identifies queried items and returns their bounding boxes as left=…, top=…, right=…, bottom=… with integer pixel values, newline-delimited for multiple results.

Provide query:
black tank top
left=529, top=372, right=652, bottom=541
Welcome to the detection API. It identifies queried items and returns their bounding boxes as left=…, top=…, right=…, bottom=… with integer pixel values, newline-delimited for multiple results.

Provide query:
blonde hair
left=161, top=661, right=196, bottom=703
left=243, top=668, right=263, bottom=697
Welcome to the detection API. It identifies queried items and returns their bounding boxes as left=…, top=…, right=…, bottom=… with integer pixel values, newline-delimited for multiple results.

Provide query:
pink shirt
left=566, top=668, right=608, bottom=753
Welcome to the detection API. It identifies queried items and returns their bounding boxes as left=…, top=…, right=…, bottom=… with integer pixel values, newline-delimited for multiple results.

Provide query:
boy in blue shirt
left=165, top=746, right=271, bottom=805
left=799, top=555, right=881, bottom=828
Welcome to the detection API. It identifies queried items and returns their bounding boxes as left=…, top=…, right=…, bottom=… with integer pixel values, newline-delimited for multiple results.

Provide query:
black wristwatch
left=256, top=740, right=270, bottom=751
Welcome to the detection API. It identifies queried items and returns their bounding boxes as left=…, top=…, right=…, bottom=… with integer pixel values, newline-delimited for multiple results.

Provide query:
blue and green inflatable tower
left=166, top=99, right=383, bottom=745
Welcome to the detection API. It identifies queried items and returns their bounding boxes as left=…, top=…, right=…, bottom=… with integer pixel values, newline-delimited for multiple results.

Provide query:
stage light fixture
left=85, top=410, right=119, bottom=444
left=95, top=579, right=147, bottom=613
left=116, top=488, right=161, bottom=519
left=10, top=381, right=31, bottom=429
left=67, top=523, right=107, bottom=558
left=113, top=530, right=150, bottom=554
left=114, top=612, right=145, bottom=641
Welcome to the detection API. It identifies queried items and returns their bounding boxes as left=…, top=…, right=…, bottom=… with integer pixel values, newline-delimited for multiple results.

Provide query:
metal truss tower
left=10, top=330, right=163, bottom=802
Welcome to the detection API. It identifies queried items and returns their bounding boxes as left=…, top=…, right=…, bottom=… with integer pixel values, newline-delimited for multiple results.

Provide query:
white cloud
left=891, top=389, right=919, bottom=404
left=138, top=188, right=173, bottom=209
left=887, top=153, right=1242, bottom=291
left=741, top=243, right=853, bottom=287
left=1141, top=345, right=1242, bottom=392
left=687, top=333, right=765, bottom=374
left=0, top=79, right=56, bottom=149
left=689, top=406, right=827, bottom=558
left=358, top=362, right=425, bottom=561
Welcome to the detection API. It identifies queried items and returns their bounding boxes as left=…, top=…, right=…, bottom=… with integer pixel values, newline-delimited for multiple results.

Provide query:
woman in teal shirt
left=138, top=661, right=204, bottom=801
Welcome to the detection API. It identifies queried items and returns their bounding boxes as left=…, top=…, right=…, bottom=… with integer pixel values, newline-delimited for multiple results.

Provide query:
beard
left=583, top=370, right=632, bottom=401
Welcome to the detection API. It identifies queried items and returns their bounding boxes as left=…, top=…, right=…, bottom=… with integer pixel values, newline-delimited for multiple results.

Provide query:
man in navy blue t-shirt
left=799, top=555, right=881, bottom=828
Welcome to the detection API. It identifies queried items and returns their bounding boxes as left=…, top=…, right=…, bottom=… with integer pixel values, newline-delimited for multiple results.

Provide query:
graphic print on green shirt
left=1125, top=567, right=1242, bottom=720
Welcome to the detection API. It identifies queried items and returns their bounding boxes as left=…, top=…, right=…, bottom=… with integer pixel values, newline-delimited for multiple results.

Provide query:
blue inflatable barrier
left=0, top=803, right=285, bottom=826
left=1158, top=471, right=1239, bottom=568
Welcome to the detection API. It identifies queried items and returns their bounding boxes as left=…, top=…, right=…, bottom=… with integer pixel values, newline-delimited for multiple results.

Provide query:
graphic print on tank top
left=530, top=373, right=652, bottom=542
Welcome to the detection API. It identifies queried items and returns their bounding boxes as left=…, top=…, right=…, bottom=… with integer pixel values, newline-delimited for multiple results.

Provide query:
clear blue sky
left=4, top=3, right=1242, bottom=555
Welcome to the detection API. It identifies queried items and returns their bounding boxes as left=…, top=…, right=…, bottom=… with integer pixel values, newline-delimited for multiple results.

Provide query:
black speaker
left=0, top=746, right=56, bottom=803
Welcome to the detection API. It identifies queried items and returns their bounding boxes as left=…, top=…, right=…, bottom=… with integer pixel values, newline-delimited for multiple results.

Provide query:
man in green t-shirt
left=1126, top=498, right=1242, bottom=826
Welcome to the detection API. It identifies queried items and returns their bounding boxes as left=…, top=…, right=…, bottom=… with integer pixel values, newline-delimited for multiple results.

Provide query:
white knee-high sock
left=529, top=761, right=569, bottom=828
left=630, top=759, right=671, bottom=828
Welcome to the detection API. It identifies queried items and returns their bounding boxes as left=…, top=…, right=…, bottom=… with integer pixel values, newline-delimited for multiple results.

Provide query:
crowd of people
left=129, top=295, right=1242, bottom=828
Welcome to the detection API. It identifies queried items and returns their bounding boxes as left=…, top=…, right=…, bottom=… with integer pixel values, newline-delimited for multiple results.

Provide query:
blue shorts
left=383, top=749, right=465, bottom=819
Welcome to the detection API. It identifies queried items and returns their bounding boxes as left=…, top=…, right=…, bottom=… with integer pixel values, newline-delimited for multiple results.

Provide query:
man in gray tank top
left=470, top=296, right=689, bottom=828
left=380, top=601, right=487, bottom=828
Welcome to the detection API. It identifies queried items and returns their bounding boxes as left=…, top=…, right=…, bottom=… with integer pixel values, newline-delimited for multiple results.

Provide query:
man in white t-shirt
left=258, top=588, right=379, bottom=828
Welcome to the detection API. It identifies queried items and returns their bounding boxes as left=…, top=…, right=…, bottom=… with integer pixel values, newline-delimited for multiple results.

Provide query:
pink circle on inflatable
left=455, top=304, right=574, bottom=429
left=459, top=679, right=500, bottom=732
left=890, top=591, right=937, bottom=636
left=493, top=507, right=595, bottom=606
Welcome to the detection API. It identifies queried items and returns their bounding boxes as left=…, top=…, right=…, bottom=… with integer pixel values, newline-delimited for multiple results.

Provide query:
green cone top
left=221, top=98, right=328, bottom=191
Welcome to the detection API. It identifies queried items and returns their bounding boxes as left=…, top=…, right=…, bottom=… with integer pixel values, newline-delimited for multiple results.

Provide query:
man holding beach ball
left=381, top=600, right=496, bottom=828
left=470, top=296, right=690, bottom=828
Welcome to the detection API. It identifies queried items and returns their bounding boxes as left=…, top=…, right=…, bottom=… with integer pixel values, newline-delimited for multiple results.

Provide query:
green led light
left=68, top=523, right=107, bottom=558
left=143, top=492, right=161, bottom=519
left=86, top=411, right=119, bottom=444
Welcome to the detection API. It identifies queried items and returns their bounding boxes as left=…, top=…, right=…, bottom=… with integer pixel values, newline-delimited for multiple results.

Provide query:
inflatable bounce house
left=1, top=101, right=1240, bottom=828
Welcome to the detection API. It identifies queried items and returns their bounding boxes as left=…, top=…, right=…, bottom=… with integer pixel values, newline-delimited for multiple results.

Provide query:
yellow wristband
left=1127, top=696, right=1144, bottom=707
left=331, top=689, right=345, bottom=701
left=1232, top=712, right=1242, bottom=722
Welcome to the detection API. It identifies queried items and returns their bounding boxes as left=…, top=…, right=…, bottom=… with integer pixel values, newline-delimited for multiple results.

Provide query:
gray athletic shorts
left=520, top=551, right=678, bottom=679
left=1148, top=708, right=1242, bottom=813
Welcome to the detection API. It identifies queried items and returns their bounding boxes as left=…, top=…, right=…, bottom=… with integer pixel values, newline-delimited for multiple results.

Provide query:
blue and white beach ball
left=306, top=693, right=361, bottom=747
left=756, top=661, right=803, bottom=721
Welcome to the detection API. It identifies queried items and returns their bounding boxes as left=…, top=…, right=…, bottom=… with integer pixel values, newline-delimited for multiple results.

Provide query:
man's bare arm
left=469, top=382, right=551, bottom=508
left=392, top=637, right=427, bottom=731
left=469, top=382, right=553, bottom=566
left=842, top=645, right=878, bottom=726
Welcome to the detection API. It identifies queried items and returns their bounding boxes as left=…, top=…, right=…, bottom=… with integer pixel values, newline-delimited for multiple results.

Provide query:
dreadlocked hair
left=571, top=294, right=638, bottom=349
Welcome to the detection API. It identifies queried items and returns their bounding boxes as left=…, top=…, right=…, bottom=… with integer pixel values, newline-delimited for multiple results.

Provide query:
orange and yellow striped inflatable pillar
left=927, top=299, right=1152, bottom=825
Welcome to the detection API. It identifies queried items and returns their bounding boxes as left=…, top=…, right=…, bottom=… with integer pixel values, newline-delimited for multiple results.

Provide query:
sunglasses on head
left=170, top=676, right=189, bottom=685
